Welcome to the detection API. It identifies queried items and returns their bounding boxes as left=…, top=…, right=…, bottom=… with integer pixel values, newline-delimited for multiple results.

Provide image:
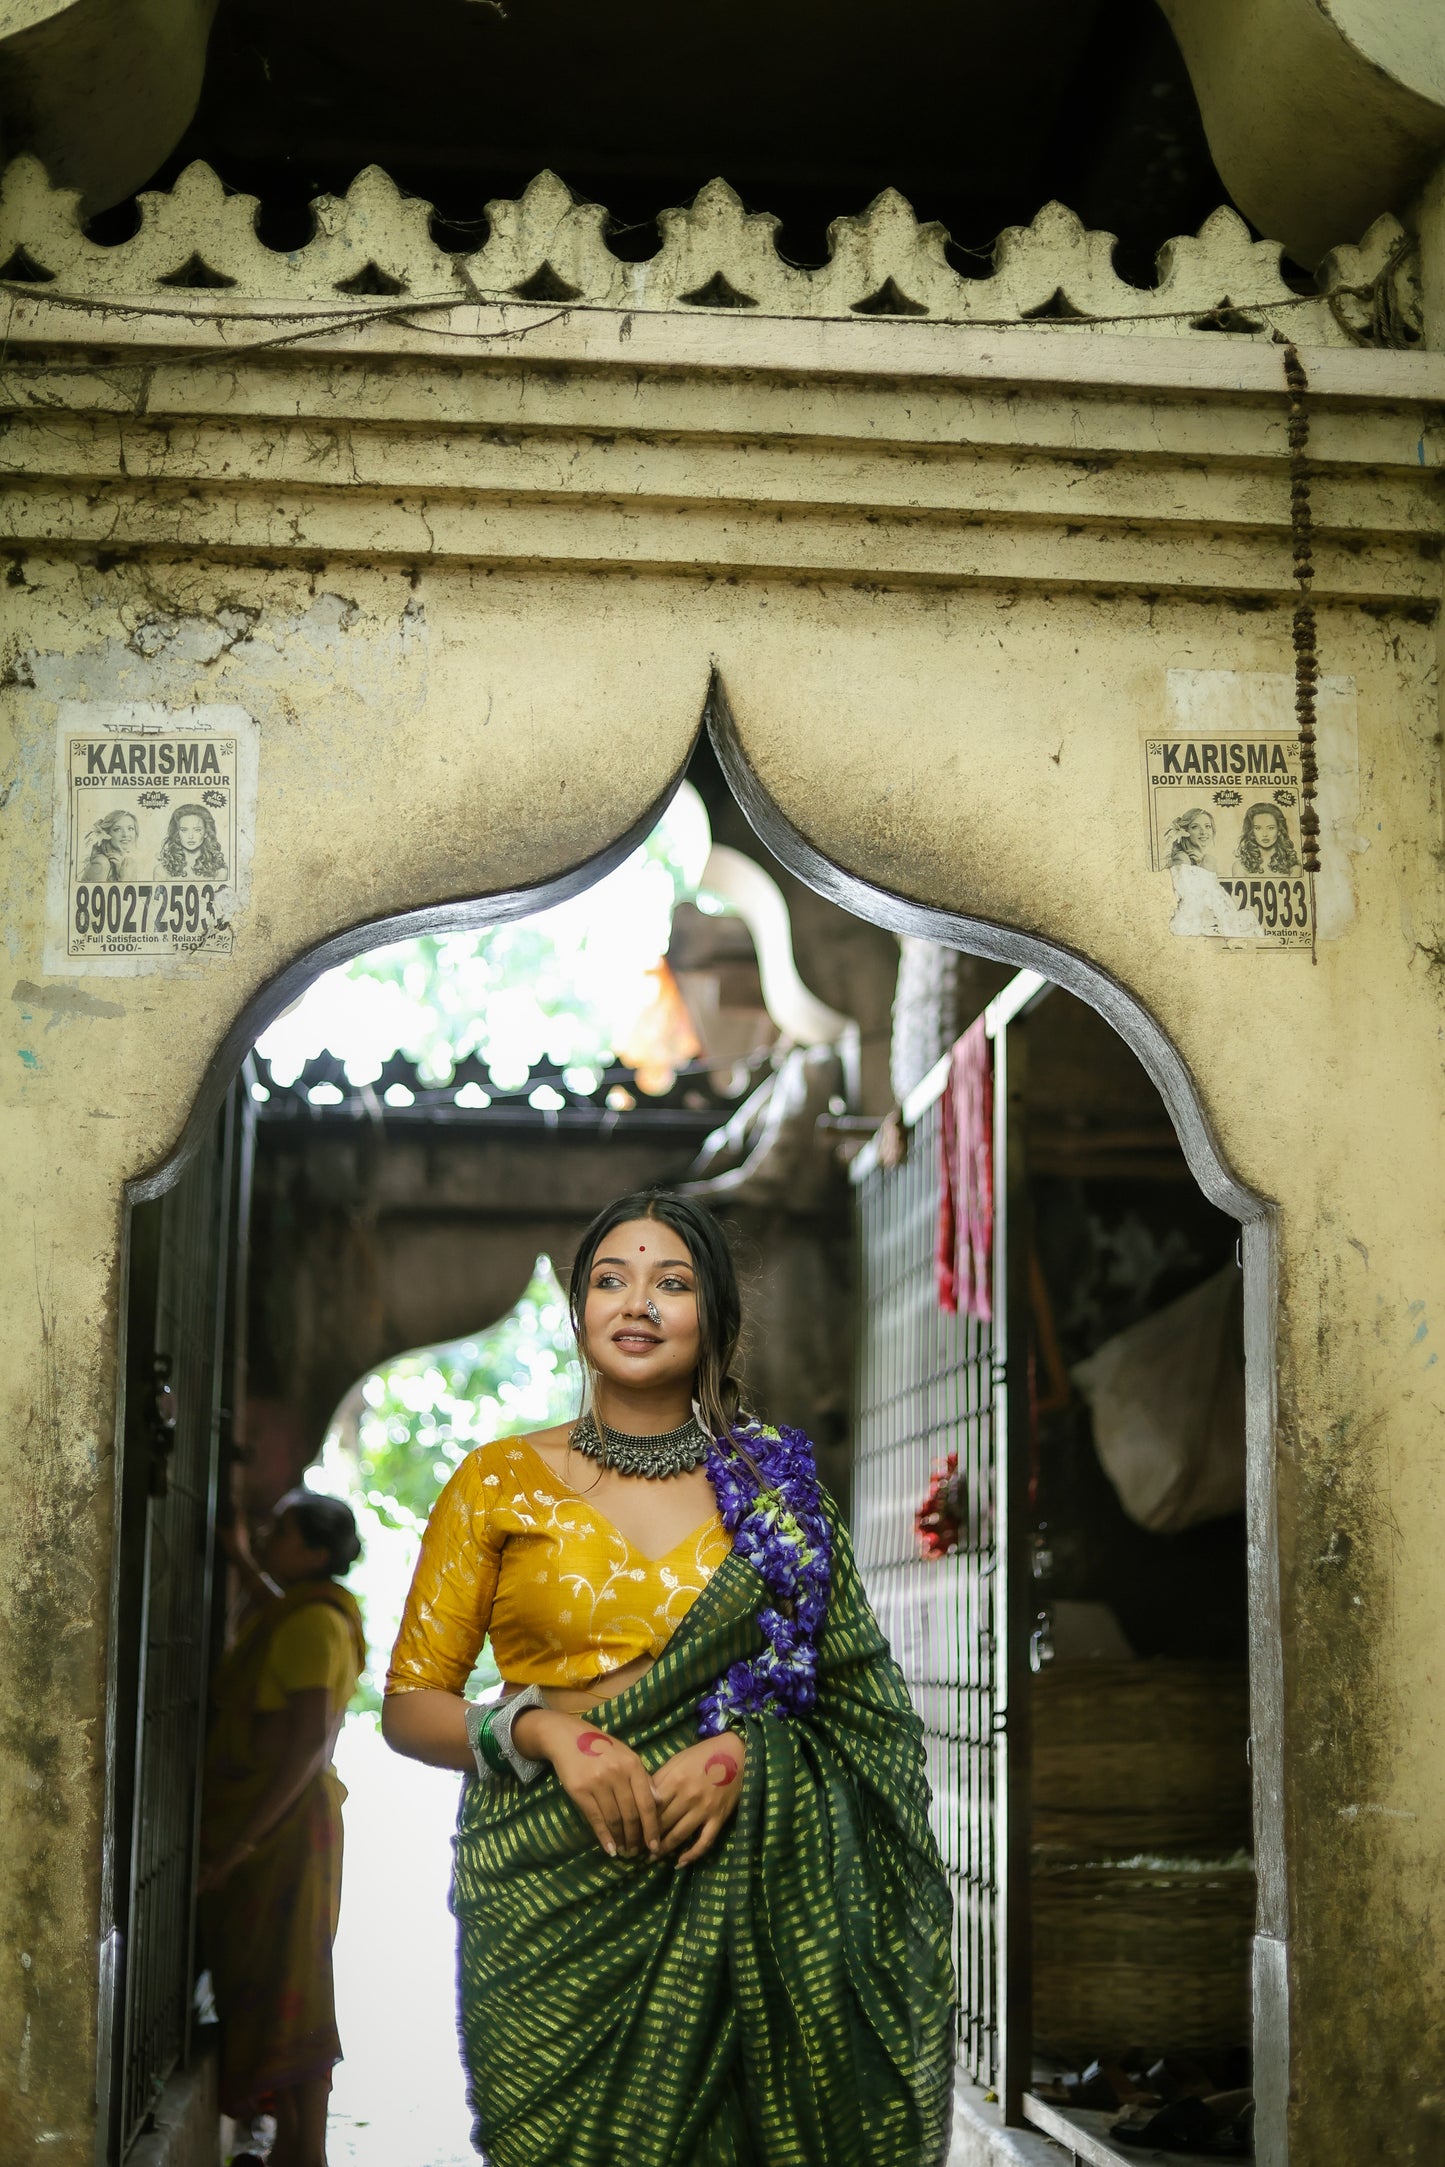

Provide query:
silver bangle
left=468, top=1684, right=548, bottom=1784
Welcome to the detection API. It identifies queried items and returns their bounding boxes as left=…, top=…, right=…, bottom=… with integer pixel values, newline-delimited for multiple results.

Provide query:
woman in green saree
left=383, top=1190, right=956, bottom=2165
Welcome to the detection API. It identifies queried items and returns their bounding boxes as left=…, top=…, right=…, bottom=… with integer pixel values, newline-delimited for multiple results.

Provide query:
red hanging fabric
left=936, top=1017, right=994, bottom=1319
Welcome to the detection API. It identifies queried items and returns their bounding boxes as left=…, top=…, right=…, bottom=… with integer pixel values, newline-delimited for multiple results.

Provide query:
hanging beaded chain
left=1282, top=344, right=1322, bottom=962
left=570, top=1409, right=712, bottom=1479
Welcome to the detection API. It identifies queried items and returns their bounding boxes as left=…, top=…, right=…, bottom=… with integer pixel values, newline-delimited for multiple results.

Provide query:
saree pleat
left=453, top=1515, right=955, bottom=2166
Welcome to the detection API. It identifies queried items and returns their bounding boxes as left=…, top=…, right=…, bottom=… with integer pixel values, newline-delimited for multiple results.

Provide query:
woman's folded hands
left=512, top=1707, right=745, bottom=1866
left=649, top=1733, right=745, bottom=1866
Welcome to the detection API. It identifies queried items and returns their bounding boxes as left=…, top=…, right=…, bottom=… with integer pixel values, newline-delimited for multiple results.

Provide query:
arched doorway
left=104, top=704, right=1277, bottom=2166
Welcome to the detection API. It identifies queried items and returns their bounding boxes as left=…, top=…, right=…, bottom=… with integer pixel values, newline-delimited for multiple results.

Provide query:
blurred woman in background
left=199, top=1489, right=365, bottom=2167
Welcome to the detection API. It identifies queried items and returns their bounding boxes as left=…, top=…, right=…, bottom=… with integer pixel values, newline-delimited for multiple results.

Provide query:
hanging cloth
left=1071, top=1262, right=1246, bottom=1533
left=936, top=1016, right=993, bottom=1319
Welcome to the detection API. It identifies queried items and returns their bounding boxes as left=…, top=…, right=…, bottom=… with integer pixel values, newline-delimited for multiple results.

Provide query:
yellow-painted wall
left=1, top=266, right=1443, bottom=2164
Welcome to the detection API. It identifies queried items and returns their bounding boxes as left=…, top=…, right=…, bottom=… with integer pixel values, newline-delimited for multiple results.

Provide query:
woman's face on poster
left=176, top=813, right=206, bottom=852
left=1248, top=810, right=1280, bottom=849
left=115, top=814, right=138, bottom=847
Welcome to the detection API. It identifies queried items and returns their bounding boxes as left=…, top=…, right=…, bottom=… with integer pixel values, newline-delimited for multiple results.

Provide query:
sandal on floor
left=1111, top=2092, right=1254, bottom=2156
left=1038, top=2058, right=1158, bottom=2112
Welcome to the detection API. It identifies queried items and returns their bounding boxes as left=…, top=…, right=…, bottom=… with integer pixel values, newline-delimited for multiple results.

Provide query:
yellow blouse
left=385, top=1437, right=734, bottom=1695
left=254, top=1600, right=363, bottom=1717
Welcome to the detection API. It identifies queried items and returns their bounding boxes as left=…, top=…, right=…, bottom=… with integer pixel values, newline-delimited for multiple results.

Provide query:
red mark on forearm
left=704, top=1751, right=739, bottom=1788
left=576, top=1730, right=609, bottom=1756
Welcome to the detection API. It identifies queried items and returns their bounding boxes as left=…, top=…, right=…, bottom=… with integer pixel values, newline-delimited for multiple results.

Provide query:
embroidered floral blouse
left=385, top=1437, right=733, bottom=1695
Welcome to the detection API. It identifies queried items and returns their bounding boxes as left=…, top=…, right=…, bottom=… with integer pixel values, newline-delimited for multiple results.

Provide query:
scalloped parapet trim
left=0, top=158, right=1422, bottom=347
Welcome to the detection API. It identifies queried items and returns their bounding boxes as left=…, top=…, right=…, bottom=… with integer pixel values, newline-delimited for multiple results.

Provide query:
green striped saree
left=451, top=1514, right=956, bottom=2165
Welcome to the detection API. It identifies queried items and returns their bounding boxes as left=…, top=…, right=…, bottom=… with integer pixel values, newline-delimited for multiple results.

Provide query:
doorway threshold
left=1024, top=2093, right=1252, bottom=2167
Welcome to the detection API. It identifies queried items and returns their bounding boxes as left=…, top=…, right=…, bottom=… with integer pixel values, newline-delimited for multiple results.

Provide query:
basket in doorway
left=1031, top=1854, right=1255, bottom=2061
left=1031, top=1659, right=1251, bottom=1861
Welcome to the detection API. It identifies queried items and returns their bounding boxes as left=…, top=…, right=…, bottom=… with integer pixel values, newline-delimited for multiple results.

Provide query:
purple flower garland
left=698, top=1423, right=833, bottom=1736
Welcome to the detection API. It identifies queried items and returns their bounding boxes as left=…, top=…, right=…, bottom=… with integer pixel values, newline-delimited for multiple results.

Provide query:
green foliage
left=258, top=786, right=714, bottom=1093
left=356, top=1259, right=582, bottom=1530
left=344, top=921, right=629, bottom=1091
left=335, top=1258, right=582, bottom=1722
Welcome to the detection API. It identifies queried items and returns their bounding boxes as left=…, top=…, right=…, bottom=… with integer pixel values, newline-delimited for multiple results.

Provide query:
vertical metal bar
left=96, top=1188, right=164, bottom=2167
left=117, top=1500, right=157, bottom=2148
left=852, top=1086, right=1002, bottom=2094
left=184, top=1088, right=235, bottom=2064
left=993, top=1013, right=1034, bottom=2125
left=111, top=1101, right=232, bottom=2155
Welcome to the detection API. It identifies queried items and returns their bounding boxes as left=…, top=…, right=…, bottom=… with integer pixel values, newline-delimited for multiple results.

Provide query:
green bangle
left=466, top=1700, right=508, bottom=1777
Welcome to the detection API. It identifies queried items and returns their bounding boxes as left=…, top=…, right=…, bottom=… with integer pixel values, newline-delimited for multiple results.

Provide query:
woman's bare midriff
left=502, top=1654, right=653, bottom=1715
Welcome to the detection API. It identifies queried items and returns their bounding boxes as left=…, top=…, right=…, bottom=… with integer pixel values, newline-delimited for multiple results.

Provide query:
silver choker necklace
left=570, top=1409, right=711, bottom=1479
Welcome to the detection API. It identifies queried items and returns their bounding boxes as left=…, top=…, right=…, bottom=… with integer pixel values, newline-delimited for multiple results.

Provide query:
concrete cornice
left=5, top=290, right=1445, bottom=406
left=0, top=156, right=1426, bottom=351
left=1, top=168, right=1439, bottom=611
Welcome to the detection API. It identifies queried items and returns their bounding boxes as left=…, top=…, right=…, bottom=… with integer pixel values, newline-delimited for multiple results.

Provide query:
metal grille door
left=109, top=1106, right=233, bottom=2154
left=853, top=1094, right=1001, bottom=2087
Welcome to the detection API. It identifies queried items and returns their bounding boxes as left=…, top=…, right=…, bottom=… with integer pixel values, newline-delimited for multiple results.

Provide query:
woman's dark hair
left=274, top=1488, right=362, bottom=1577
left=1235, top=801, right=1300, bottom=875
left=568, top=1191, right=745, bottom=1439
left=157, top=802, right=228, bottom=877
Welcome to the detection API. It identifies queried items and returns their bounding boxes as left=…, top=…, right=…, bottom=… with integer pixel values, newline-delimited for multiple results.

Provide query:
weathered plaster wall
left=1159, top=0, right=1445, bottom=264
left=0, top=290, right=1442, bottom=2164
left=720, top=575, right=1445, bottom=2143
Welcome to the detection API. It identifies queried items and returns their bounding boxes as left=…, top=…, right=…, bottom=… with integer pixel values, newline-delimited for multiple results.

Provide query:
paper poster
left=1145, top=729, right=1309, bottom=946
left=1148, top=671, right=1360, bottom=947
left=45, top=702, right=258, bottom=973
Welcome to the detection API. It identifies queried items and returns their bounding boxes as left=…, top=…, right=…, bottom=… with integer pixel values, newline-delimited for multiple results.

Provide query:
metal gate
left=851, top=973, right=1041, bottom=2115
left=98, top=1089, right=244, bottom=2158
